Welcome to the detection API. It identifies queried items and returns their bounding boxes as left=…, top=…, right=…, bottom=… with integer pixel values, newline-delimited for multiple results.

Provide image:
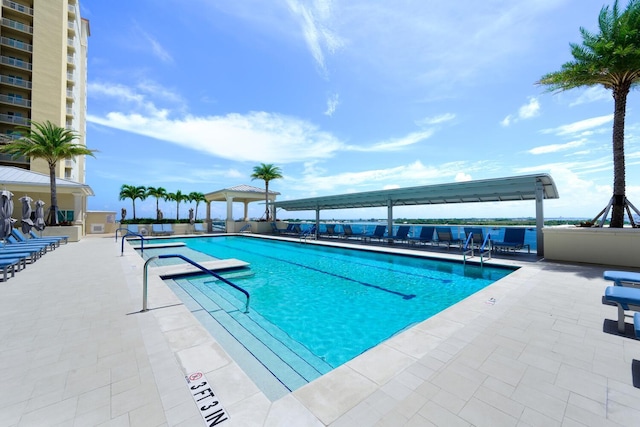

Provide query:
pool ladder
left=141, top=254, right=251, bottom=314
left=463, top=232, right=492, bottom=267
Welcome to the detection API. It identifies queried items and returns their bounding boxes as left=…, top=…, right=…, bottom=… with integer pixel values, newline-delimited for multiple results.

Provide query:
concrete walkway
left=0, top=235, right=639, bottom=426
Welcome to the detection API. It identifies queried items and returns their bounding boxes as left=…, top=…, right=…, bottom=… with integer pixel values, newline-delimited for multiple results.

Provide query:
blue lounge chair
left=603, top=286, right=640, bottom=333
left=6, top=235, right=54, bottom=252
left=408, top=226, right=435, bottom=246
left=127, top=224, right=139, bottom=234
left=390, top=225, right=410, bottom=244
left=635, top=313, right=640, bottom=338
left=320, top=224, right=338, bottom=238
left=435, top=227, right=462, bottom=250
left=493, top=228, right=530, bottom=253
left=162, top=224, right=175, bottom=235
left=28, top=229, right=68, bottom=244
left=362, top=225, right=386, bottom=242
left=0, top=258, right=21, bottom=281
left=0, top=253, right=27, bottom=270
left=193, top=223, right=206, bottom=233
left=13, top=229, right=61, bottom=247
left=339, top=224, right=360, bottom=240
left=464, top=227, right=485, bottom=250
left=270, top=222, right=284, bottom=234
left=152, top=224, right=166, bottom=236
left=604, top=270, right=640, bottom=287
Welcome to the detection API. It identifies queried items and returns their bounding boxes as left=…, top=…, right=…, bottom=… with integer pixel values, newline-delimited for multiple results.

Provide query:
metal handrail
left=120, top=232, right=144, bottom=255
left=239, top=223, right=251, bottom=233
left=142, top=254, right=250, bottom=313
left=299, top=225, right=316, bottom=242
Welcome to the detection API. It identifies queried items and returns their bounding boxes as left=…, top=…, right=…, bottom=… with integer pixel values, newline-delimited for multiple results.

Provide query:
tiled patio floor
left=0, top=234, right=639, bottom=426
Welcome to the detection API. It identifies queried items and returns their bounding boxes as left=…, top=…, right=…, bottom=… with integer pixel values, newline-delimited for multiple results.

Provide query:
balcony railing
left=1, top=18, right=32, bottom=34
left=0, top=55, right=31, bottom=70
left=66, top=89, right=74, bottom=99
left=0, top=113, right=28, bottom=125
left=0, top=74, right=31, bottom=89
left=1, top=37, right=32, bottom=52
left=66, top=107, right=73, bottom=116
left=67, top=72, right=74, bottom=81
left=0, top=94, right=30, bottom=107
left=68, top=4, right=76, bottom=15
left=3, top=0, right=33, bottom=16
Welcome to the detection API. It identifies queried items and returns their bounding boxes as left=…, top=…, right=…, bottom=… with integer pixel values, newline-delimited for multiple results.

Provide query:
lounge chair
left=162, top=224, right=175, bottom=235
left=193, top=223, right=206, bottom=233
left=339, top=224, right=360, bottom=240
left=6, top=235, right=54, bottom=252
left=435, top=227, right=462, bottom=250
left=0, top=258, right=21, bottom=282
left=320, top=224, right=337, bottom=238
left=603, top=285, right=640, bottom=333
left=493, top=228, right=530, bottom=253
left=390, top=225, right=410, bottom=244
left=127, top=224, right=139, bottom=234
left=635, top=313, right=640, bottom=338
left=408, top=226, right=435, bottom=246
left=13, top=229, right=62, bottom=247
left=362, top=225, right=386, bottom=242
left=152, top=224, right=166, bottom=236
left=270, top=222, right=284, bottom=234
left=28, top=229, right=68, bottom=245
left=604, top=270, right=640, bottom=287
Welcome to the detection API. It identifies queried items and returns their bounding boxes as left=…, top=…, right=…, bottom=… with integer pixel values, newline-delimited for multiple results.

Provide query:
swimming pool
left=141, top=236, right=514, bottom=398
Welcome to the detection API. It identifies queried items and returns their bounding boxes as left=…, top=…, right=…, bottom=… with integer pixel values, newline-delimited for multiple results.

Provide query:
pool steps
left=172, top=275, right=332, bottom=394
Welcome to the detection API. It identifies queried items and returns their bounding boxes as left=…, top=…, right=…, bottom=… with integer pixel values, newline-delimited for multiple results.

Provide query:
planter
left=543, top=226, right=640, bottom=267
left=39, top=225, right=82, bottom=242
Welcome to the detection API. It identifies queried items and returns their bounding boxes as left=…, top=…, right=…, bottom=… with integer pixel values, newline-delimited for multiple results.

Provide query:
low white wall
left=40, top=225, right=82, bottom=242
left=543, top=226, right=640, bottom=267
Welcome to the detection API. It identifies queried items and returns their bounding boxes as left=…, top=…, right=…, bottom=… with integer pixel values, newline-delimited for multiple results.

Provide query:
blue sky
left=81, top=0, right=640, bottom=221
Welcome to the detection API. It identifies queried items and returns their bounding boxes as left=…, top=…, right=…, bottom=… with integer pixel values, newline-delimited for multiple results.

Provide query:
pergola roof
left=273, top=174, right=558, bottom=211
left=0, top=166, right=94, bottom=196
left=205, top=184, right=280, bottom=203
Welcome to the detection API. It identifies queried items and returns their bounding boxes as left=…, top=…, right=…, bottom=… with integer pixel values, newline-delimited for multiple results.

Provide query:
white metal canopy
left=272, top=174, right=558, bottom=256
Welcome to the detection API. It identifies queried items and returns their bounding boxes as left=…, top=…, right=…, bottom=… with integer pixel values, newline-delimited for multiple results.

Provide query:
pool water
left=143, top=236, right=514, bottom=396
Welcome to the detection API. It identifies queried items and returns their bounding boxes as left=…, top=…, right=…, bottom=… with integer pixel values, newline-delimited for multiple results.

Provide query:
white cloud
left=416, top=113, right=456, bottom=127
left=541, top=114, right=613, bottom=137
left=528, top=139, right=585, bottom=155
left=501, top=97, right=540, bottom=126
left=133, top=22, right=173, bottom=63
left=324, top=93, right=340, bottom=116
left=348, top=130, right=434, bottom=152
left=286, top=0, right=344, bottom=75
left=455, top=172, right=472, bottom=182
left=569, top=86, right=611, bottom=107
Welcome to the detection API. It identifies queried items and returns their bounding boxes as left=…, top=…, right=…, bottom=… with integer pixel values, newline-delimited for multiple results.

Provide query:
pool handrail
left=120, top=232, right=145, bottom=255
left=463, top=232, right=492, bottom=266
left=142, top=254, right=250, bottom=314
left=115, top=226, right=130, bottom=242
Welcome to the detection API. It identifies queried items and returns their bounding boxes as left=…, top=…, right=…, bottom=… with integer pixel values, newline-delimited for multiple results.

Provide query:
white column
left=73, top=193, right=83, bottom=225
left=243, top=201, right=249, bottom=221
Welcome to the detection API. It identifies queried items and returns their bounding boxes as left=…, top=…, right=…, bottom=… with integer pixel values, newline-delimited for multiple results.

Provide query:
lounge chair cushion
left=604, top=285, right=640, bottom=310
left=635, top=312, right=640, bottom=338
left=604, top=270, right=640, bottom=287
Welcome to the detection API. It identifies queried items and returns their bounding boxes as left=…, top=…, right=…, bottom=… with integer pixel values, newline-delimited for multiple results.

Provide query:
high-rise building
left=0, top=0, right=89, bottom=183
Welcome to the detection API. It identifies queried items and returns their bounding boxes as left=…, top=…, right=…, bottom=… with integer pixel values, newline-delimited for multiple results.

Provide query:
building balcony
left=1, top=18, right=32, bottom=34
left=0, top=55, right=31, bottom=71
left=68, top=4, right=76, bottom=16
left=0, top=74, right=31, bottom=89
left=0, top=113, right=28, bottom=125
left=67, top=71, right=74, bottom=81
left=66, top=107, right=73, bottom=117
left=2, top=1, right=33, bottom=16
left=1, top=37, right=33, bottom=53
left=67, top=38, right=76, bottom=51
left=66, top=89, right=74, bottom=99
left=0, top=93, right=30, bottom=108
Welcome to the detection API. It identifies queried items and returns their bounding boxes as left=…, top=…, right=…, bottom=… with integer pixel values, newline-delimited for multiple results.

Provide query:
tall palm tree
left=0, top=120, right=96, bottom=225
left=167, top=190, right=186, bottom=220
left=147, top=186, right=167, bottom=221
left=189, top=191, right=206, bottom=220
left=251, top=163, right=283, bottom=221
left=538, top=0, right=640, bottom=228
left=119, top=185, right=147, bottom=220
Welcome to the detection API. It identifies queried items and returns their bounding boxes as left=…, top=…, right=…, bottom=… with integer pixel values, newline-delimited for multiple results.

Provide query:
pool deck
left=1, top=234, right=640, bottom=426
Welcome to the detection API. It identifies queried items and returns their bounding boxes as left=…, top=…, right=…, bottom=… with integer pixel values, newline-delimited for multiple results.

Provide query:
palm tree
left=167, top=190, right=186, bottom=221
left=0, top=120, right=96, bottom=225
left=189, top=191, right=206, bottom=220
left=147, top=186, right=167, bottom=221
left=251, top=163, right=283, bottom=221
left=538, top=0, right=640, bottom=228
left=119, top=185, right=147, bottom=220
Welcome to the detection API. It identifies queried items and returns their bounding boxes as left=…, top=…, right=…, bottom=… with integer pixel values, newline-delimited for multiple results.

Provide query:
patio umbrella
left=34, top=199, right=46, bottom=232
left=0, top=190, right=16, bottom=240
left=19, top=195, right=33, bottom=234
